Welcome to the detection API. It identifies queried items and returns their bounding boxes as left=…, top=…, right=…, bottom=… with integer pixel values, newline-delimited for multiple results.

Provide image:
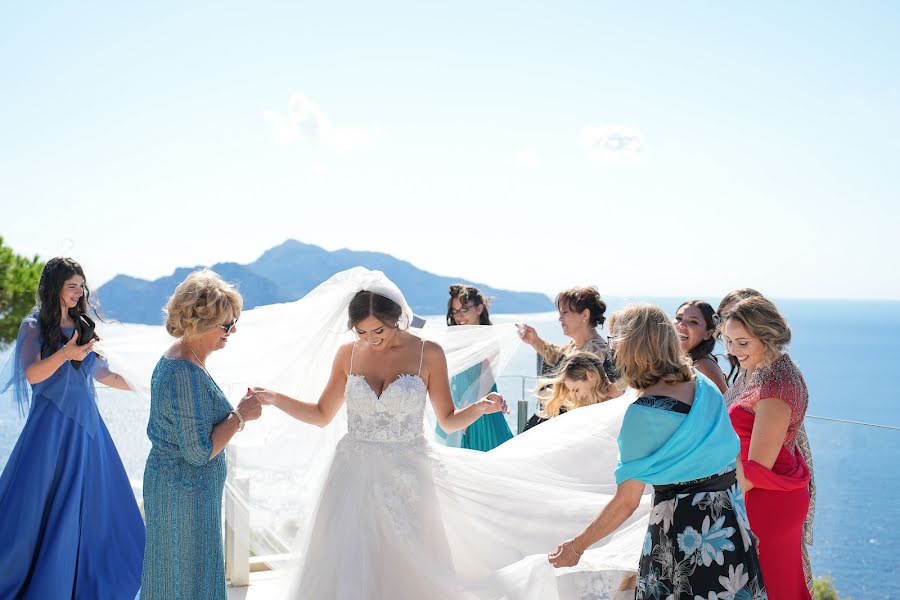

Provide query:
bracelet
left=572, top=539, right=584, bottom=556
left=231, top=409, right=245, bottom=432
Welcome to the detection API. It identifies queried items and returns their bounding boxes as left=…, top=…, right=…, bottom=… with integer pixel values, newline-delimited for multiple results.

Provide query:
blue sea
left=2, top=297, right=898, bottom=599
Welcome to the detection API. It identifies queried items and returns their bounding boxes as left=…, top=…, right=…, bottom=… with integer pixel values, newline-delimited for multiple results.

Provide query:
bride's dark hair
left=37, top=257, right=99, bottom=357
left=348, top=291, right=406, bottom=330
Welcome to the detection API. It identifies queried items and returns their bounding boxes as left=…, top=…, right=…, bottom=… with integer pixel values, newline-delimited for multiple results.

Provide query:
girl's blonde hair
left=536, top=351, right=618, bottom=418
left=165, top=270, right=243, bottom=340
left=721, top=295, right=791, bottom=366
left=613, top=303, right=693, bottom=390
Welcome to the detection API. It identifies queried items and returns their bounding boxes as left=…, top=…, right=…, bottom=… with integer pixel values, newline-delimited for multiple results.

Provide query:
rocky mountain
left=96, top=240, right=552, bottom=324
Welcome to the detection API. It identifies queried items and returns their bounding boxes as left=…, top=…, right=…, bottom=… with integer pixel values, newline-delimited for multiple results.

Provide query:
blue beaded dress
left=0, top=314, right=144, bottom=599
left=140, top=356, right=232, bottom=600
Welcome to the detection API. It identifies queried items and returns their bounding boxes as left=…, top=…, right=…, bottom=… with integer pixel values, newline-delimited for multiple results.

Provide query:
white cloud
left=511, top=148, right=541, bottom=169
left=581, top=125, right=645, bottom=161
left=263, top=93, right=375, bottom=153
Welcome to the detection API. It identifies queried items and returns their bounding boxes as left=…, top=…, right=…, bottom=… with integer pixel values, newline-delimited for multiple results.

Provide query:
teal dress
left=140, top=356, right=233, bottom=600
left=436, top=362, right=513, bottom=451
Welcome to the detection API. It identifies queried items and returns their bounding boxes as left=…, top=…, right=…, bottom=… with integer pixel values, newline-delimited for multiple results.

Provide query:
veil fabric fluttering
left=93, top=267, right=648, bottom=598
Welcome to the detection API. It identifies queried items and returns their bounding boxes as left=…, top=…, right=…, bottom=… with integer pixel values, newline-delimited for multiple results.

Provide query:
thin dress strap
left=418, top=340, right=426, bottom=376
left=349, top=342, right=356, bottom=376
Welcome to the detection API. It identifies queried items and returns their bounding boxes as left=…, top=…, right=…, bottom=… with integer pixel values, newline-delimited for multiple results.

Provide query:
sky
left=2, top=2, right=899, bottom=301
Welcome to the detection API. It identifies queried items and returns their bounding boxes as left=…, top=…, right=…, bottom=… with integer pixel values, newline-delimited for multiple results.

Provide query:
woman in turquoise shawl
left=550, top=304, right=767, bottom=600
left=436, top=284, right=513, bottom=450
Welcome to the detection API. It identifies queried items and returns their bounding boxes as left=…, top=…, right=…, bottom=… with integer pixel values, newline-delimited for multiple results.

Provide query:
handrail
left=495, top=374, right=900, bottom=431
left=805, top=415, right=900, bottom=431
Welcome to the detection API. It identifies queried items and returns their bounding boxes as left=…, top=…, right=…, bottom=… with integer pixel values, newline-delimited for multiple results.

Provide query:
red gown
left=727, top=353, right=812, bottom=600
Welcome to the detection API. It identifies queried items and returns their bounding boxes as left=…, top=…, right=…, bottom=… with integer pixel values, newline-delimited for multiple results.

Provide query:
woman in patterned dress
left=549, top=303, right=767, bottom=600
left=721, top=296, right=812, bottom=599
left=519, top=287, right=614, bottom=429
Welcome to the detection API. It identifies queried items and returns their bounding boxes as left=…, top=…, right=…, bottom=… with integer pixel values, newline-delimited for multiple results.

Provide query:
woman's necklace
left=183, top=341, right=209, bottom=375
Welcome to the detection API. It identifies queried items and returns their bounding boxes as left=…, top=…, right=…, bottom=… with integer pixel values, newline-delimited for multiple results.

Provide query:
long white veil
left=95, top=268, right=524, bottom=553
left=95, top=267, right=648, bottom=598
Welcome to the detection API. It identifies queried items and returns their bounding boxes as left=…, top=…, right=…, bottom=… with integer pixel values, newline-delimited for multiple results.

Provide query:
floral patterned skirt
left=636, top=470, right=768, bottom=600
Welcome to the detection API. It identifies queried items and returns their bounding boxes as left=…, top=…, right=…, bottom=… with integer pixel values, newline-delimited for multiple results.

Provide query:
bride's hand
left=476, top=392, right=508, bottom=415
left=250, top=386, right=278, bottom=406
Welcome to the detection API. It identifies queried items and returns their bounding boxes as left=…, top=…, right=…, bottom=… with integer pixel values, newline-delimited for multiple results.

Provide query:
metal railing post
left=517, top=376, right=528, bottom=434
left=224, top=444, right=250, bottom=587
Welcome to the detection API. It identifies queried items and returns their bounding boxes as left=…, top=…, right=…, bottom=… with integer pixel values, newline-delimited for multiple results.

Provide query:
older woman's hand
left=548, top=538, right=583, bottom=568
left=236, top=393, right=263, bottom=422
left=517, top=324, right=540, bottom=346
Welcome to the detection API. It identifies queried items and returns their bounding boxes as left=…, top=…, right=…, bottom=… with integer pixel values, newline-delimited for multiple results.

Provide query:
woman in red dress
left=722, top=296, right=812, bottom=600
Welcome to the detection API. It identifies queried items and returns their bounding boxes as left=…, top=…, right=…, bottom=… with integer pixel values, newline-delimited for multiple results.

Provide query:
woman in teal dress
left=437, top=284, right=513, bottom=450
left=140, top=271, right=262, bottom=600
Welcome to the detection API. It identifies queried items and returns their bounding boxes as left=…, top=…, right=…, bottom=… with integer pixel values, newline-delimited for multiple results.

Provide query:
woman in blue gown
left=0, top=257, right=144, bottom=599
left=436, top=284, right=513, bottom=450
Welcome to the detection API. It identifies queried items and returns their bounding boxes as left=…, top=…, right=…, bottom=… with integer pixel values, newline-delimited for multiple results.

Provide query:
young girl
left=524, top=351, right=621, bottom=431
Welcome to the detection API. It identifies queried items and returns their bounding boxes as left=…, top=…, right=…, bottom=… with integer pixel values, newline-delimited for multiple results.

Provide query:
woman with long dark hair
left=0, top=257, right=144, bottom=598
left=437, top=284, right=513, bottom=450
left=674, top=300, right=727, bottom=393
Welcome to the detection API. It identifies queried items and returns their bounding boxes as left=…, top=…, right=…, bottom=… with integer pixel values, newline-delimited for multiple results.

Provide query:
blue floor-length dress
left=0, top=316, right=144, bottom=599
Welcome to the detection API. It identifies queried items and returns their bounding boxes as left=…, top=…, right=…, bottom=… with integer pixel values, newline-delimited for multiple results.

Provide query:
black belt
left=653, top=470, right=737, bottom=503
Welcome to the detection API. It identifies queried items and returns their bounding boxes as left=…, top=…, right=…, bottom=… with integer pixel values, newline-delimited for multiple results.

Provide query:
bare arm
left=93, top=364, right=132, bottom=391
left=25, top=332, right=94, bottom=385
left=549, top=479, right=646, bottom=568
left=426, top=342, right=507, bottom=433
left=739, top=397, right=792, bottom=494
left=209, top=392, right=262, bottom=458
left=695, top=357, right=728, bottom=394
left=253, top=344, right=351, bottom=428
left=519, top=325, right=555, bottom=362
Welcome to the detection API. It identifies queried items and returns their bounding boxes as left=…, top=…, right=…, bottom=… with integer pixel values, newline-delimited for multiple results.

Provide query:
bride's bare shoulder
left=420, top=339, right=446, bottom=363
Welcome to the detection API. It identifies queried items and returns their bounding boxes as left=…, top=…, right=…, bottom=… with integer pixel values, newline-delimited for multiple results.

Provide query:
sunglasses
left=449, top=305, right=473, bottom=317
left=220, top=318, right=238, bottom=334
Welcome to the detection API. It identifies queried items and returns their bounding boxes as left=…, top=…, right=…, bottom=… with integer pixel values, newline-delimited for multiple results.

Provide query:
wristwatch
left=231, top=409, right=245, bottom=432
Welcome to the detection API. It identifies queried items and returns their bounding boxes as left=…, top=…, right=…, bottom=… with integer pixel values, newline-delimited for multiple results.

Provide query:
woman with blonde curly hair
left=140, top=270, right=263, bottom=600
left=550, top=304, right=766, bottom=599
left=722, top=295, right=813, bottom=599
left=523, top=351, right=621, bottom=431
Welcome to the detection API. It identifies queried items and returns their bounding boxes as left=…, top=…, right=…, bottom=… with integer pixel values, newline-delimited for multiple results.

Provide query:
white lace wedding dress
left=283, top=344, right=649, bottom=600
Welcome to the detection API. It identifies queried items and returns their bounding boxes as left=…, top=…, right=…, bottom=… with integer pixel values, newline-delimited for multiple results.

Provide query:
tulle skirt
left=285, top=396, right=651, bottom=600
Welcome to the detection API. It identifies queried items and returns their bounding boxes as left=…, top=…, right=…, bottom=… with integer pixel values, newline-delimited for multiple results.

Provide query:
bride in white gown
left=245, top=270, right=650, bottom=600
